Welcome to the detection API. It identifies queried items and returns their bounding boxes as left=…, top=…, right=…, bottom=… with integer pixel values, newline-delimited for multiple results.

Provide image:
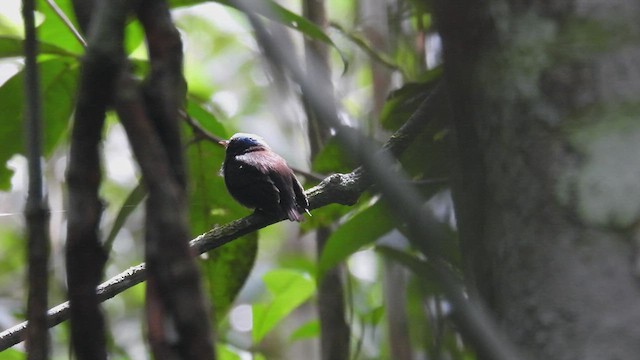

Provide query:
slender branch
left=45, top=0, right=87, bottom=47
left=329, top=21, right=405, bottom=77
left=0, top=82, right=438, bottom=351
left=183, top=112, right=326, bottom=182
left=23, top=0, right=51, bottom=357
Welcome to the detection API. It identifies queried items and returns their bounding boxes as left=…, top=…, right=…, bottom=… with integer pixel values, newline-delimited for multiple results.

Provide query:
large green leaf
left=0, top=348, right=26, bottom=360
left=311, top=136, right=356, bottom=174
left=0, top=57, right=78, bottom=190
left=0, top=36, right=78, bottom=59
left=37, top=0, right=85, bottom=55
left=380, top=78, right=441, bottom=131
left=185, top=101, right=258, bottom=320
left=317, top=202, right=395, bottom=280
left=204, top=232, right=257, bottom=321
left=252, top=269, right=315, bottom=343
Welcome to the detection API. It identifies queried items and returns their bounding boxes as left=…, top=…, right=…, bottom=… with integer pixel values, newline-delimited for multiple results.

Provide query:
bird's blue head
left=220, top=133, right=270, bottom=156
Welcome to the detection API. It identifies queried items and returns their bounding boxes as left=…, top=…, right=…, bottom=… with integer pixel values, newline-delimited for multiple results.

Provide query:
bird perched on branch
left=220, top=133, right=309, bottom=222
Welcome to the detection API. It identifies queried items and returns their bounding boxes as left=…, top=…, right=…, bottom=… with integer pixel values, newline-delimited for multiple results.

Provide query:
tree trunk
left=436, top=0, right=640, bottom=359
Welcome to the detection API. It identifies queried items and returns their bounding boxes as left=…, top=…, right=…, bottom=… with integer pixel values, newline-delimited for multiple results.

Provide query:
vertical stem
left=66, top=2, right=130, bottom=358
left=129, top=1, right=216, bottom=357
left=303, top=1, right=351, bottom=359
left=23, top=0, right=51, bottom=358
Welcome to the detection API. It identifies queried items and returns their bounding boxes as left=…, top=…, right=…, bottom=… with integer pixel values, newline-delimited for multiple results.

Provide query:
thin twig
left=45, top=0, right=87, bottom=47
left=329, top=21, right=406, bottom=78
left=182, top=111, right=326, bottom=182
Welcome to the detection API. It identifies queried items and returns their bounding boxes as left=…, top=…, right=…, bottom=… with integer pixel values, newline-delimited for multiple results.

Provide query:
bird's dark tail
left=286, top=207, right=304, bottom=222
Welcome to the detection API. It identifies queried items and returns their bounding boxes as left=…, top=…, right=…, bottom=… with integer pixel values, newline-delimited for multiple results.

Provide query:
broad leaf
left=252, top=269, right=315, bottom=343
left=185, top=101, right=258, bottom=320
left=37, top=0, right=85, bottom=55
left=0, top=348, right=25, bottom=360
left=317, top=202, right=395, bottom=280
left=289, top=319, right=319, bottom=342
left=0, top=36, right=77, bottom=59
left=0, top=57, right=78, bottom=190
left=217, top=343, right=242, bottom=360
left=380, top=77, right=441, bottom=131
left=311, top=136, right=356, bottom=174
left=203, top=232, right=257, bottom=321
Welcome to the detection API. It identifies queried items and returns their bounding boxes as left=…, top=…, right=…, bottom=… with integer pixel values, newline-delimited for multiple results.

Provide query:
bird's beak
left=219, top=140, right=229, bottom=148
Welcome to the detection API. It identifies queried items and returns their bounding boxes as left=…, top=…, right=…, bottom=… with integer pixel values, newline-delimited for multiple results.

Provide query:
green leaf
left=300, top=203, right=351, bottom=232
left=399, top=125, right=450, bottom=181
left=204, top=233, right=257, bottom=320
left=0, top=36, right=78, bottom=59
left=361, top=305, right=385, bottom=325
left=0, top=12, right=22, bottom=37
left=380, top=76, right=441, bottom=131
left=186, top=98, right=228, bottom=139
left=311, top=136, right=356, bottom=174
left=317, top=202, right=395, bottom=280
left=0, top=57, right=78, bottom=190
left=289, top=319, right=319, bottom=342
left=0, top=227, right=25, bottom=284
left=0, top=348, right=26, bottom=360
left=37, top=0, right=85, bottom=54
left=252, top=269, right=316, bottom=343
left=217, top=343, right=242, bottom=360
left=124, top=20, right=145, bottom=56
left=104, top=182, right=147, bottom=253
left=185, top=105, right=257, bottom=321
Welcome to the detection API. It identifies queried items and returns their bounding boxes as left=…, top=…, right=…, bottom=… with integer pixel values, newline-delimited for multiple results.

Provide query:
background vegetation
left=4, top=0, right=636, bottom=359
left=0, top=0, right=455, bottom=359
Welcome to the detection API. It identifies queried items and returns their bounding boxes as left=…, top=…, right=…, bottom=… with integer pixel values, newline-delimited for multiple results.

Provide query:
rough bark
left=437, top=0, right=640, bottom=359
left=65, top=1, right=129, bottom=358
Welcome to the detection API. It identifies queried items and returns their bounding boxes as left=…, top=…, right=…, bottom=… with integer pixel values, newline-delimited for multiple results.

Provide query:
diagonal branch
left=0, top=84, right=439, bottom=352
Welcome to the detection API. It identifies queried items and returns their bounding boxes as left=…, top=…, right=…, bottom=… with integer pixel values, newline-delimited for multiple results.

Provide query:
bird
left=219, top=133, right=309, bottom=222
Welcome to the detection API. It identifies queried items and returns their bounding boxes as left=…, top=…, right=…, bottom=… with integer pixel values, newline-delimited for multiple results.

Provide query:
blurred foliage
left=252, top=269, right=316, bottom=343
left=0, top=0, right=474, bottom=359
